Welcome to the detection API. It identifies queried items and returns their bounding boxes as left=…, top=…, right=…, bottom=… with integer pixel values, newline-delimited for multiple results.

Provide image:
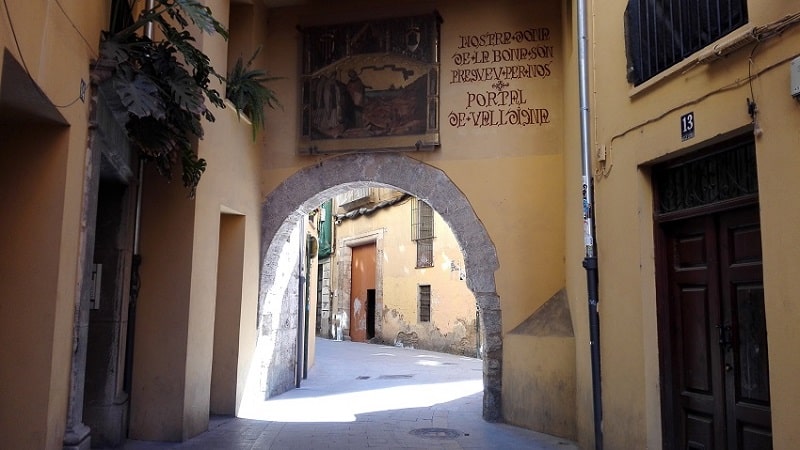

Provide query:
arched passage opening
left=258, top=152, right=502, bottom=421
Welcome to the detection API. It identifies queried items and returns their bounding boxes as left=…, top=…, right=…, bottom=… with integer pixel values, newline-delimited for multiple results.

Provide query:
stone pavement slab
left=120, top=338, right=578, bottom=450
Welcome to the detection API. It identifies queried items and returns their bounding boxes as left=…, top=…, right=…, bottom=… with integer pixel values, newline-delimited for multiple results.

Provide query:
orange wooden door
left=350, top=244, right=376, bottom=342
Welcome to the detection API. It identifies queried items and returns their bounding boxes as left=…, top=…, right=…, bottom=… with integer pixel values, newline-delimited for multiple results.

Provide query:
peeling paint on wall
left=380, top=307, right=478, bottom=357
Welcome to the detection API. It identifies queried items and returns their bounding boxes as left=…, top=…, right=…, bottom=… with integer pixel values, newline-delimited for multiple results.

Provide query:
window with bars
left=624, top=0, right=748, bottom=86
left=412, top=198, right=434, bottom=268
left=653, top=136, right=757, bottom=215
left=418, top=285, right=431, bottom=323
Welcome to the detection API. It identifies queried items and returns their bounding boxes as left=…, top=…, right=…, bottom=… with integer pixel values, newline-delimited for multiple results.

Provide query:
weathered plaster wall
left=331, top=192, right=479, bottom=356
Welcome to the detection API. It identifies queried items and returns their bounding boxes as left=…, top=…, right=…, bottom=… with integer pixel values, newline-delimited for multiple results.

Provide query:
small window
left=412, top=198, right=434, bottom=268
left=416, top=238, right=433, bottom=268
left=418, top=285, right=431, bottom=322
left=625, top=0, right=748, bottom=85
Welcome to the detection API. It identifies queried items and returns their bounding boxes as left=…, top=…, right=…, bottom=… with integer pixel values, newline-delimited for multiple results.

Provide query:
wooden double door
left=659, top=205, right=772, bottom=449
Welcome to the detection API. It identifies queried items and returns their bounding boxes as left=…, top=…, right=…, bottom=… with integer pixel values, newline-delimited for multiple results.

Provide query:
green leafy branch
left=98, top=0, right=226, bottom=197
left=226, top=47, right=282, bottom=140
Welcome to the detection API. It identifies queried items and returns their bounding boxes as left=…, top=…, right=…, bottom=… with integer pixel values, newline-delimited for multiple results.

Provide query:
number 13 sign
left=681, top=112, right=695, bottom=141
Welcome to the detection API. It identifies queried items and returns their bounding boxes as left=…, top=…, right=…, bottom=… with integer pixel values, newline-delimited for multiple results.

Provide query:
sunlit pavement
left=121, top=338, right=579, bottom=449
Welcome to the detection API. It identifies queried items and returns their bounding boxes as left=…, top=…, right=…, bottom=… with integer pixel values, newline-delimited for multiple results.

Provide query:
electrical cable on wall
left=1, top=0, right=87, bottom=108
left=596, top=10, right=800, bottom=178
left=601, top=50, right=800, bottom=172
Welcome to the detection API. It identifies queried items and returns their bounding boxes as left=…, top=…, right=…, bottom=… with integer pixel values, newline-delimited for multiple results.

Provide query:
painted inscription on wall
left=448, top=28, right=553, bottom=128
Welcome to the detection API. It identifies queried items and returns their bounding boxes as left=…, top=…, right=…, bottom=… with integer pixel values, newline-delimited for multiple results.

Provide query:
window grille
left=625, top=0, right=748, bottom=85
left=412, top=199, right=434, bottom=268
left=411, top=198, right=434, bottom=240
left=654, top=137, right=757, bottom=215
left=418, top=285, right=431, bottom=322
left=416, top=238, right=433, bottom=268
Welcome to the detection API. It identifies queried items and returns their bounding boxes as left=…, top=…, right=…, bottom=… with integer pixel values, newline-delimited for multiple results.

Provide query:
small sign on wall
left=680, top=111, right=695, bottom=141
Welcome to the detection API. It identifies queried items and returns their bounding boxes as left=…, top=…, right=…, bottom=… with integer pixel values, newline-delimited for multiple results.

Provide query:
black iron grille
left=625, top=0, right=748, bottom=85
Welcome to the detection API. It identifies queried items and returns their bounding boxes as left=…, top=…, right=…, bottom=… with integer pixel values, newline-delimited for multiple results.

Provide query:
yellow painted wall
left=0, top=1, right=108, bottom=447
left=20, top=1, right=800, bottom=448
left=260, top=0, right=567, bottom=432
left=211, top=213, right=246, bottom=415
left=1, top=0, right=571, bottom=445
left=129, top=0, right=264, bottom=440
left=586, top=1, right=800, bottom=448
left=504, top=334, right=576, bottom=438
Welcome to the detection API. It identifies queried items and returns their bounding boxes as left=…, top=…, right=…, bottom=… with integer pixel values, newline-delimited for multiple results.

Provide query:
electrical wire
left=2, top=0, right=32, bottom=76
left=601, top=10, right=800, bottom=167
left=53, top=0, right=100, bottom=60
left=604, top=50, right=800, bottom=159
left=1, top=0, right=86, bottom=109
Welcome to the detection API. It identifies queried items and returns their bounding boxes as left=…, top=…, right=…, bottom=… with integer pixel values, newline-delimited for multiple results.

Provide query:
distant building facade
left=319, top=188, right=479, bottom=357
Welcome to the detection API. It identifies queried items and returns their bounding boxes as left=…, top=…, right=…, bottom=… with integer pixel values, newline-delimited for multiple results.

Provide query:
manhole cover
left=378, top=374, right=414, bottom=379
left=409, top=428, right=463, bottom=440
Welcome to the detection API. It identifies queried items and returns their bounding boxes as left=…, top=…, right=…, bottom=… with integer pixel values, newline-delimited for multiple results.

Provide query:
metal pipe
left=303, top=236, right=312, bottom=379
left=125, top=0, right=154, bottom=397
left=133, top=0, right=153, bottom=253
left=577, top=0, right=603, bottom=448
left=144, top=0, right=154, bottom=41
left=131, top=3, right=152, bottom=254
left=296, top=222, right=306, bottom=388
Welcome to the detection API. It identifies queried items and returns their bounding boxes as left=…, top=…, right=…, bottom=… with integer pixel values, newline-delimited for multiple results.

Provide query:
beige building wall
left=0, top=1, right=107, bottom=448
left=583, top=1, right=800, bottom=449
left=0, top=0, right=278, bottom=445
left=1, top=0, right=574, bottom=446
left=260, top=0, right=570, bottom=436
left=129, top=0, right=265, bottom=441
left=330, top=190, right=478, bottom=355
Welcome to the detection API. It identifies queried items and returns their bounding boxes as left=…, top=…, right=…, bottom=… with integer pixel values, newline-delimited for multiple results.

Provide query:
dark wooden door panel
left=665, top=216, right=726, bottom=449
left=685, top=413, right=715, bottom=449
left=679, top=287, right=713, bottom=394
left=661, top=205, right=771, bottom=449
left=719, top=208, right=771, bottom=448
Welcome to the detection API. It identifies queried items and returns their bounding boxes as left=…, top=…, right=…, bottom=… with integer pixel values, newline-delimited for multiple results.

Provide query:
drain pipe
left=577, top=0, right=603, bottom=449
left=123, top=0, right=153, bottom=394
left=296, top=221, right=307, bottom=388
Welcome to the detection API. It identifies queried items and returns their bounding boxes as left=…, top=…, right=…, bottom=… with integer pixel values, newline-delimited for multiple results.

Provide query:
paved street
left=121, top=338, right=578, bottom=449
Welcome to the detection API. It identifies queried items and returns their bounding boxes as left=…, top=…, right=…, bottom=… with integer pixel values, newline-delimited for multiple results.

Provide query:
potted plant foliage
left=226, top=46, right=281, bottom=140
left=97, top=0, right=278, bottom=197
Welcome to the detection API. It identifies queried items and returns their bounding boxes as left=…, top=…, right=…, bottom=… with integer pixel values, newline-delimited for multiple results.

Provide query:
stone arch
left=259, top=152, right=502, bottom=421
